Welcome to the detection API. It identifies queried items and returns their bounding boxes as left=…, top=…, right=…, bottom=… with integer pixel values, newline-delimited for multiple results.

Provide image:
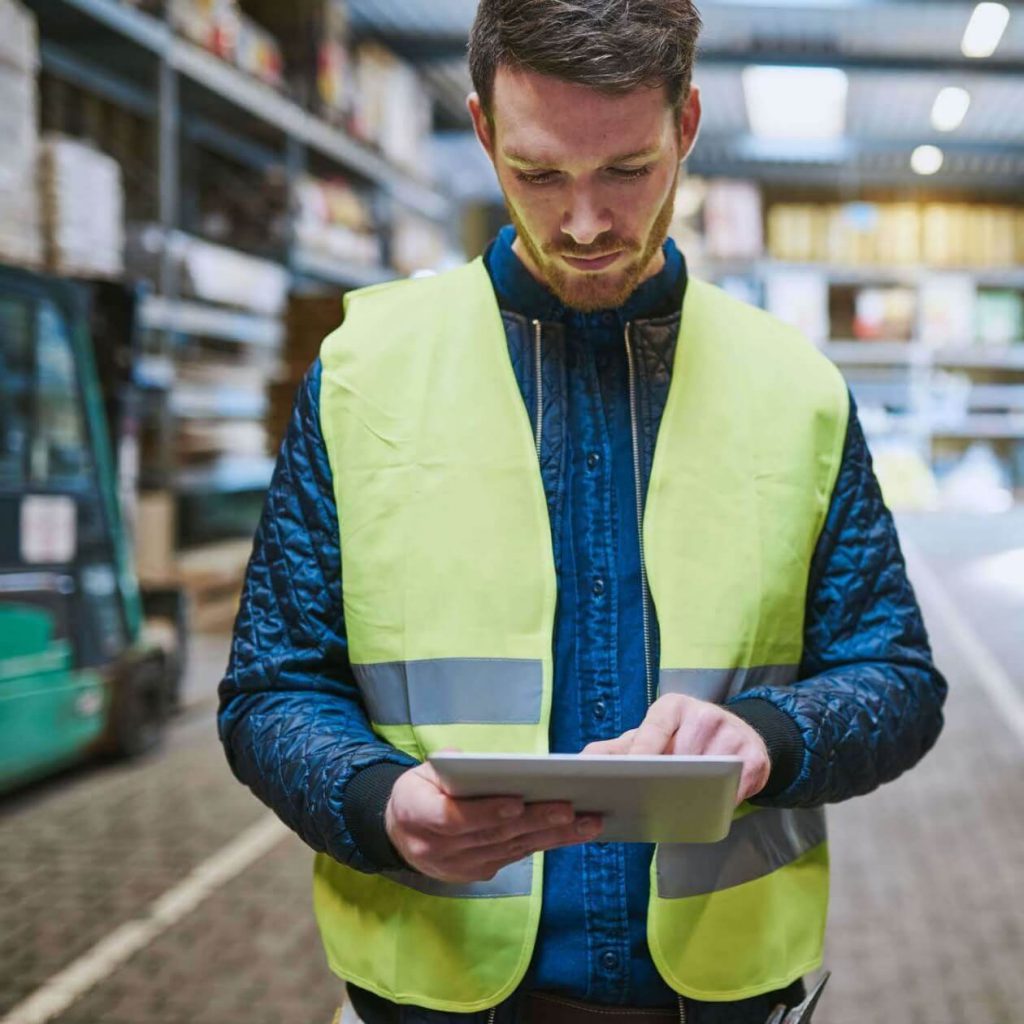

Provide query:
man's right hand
left=384, top=761, right=603, bottom=883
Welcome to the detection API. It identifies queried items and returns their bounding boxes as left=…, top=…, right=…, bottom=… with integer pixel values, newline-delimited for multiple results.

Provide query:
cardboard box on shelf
left=976, top=290, right=1024, bottom=348
left=124, top=226, right=290, bottom=315
left=134, top=490, right=177, bottom=587
left=242, top=0, right=352, bottom=120
left=39, top=135, right=124, bottom=278
left=0, top=0, right=42, bottom=269
left=0, top=0, right=36, bottom=73
left=918, top=273, right=976, bottom=347
left=853, top=287, right=917, bottom=342
left=769, top=200, right=1024, bottom=271
left=352, top=42, right=432, bottom=174
left=294, top=176, right=381, bottom=267
left=703, top=180, right=763, bottom=262
left=169, top=0, right=283, bottom=88
left=391, top=211, right=448, bottom=277
left=764, top=268, right=830, bottom=344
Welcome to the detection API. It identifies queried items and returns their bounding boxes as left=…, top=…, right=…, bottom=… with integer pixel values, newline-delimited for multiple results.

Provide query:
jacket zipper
left=678, top=994, right=687, bottom=1023
left=486, top=1010, right=497, bottom=1024
left=532, top=319, right=543, bottom=456
left=624, top=323, right=655, bottom=708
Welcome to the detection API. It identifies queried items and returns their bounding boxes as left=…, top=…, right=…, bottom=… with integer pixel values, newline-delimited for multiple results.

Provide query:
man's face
left=469, top=68, right=701, bottom=312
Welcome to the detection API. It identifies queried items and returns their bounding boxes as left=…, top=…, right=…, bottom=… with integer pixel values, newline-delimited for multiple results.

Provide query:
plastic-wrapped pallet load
left=39, top=135, right=125, bottom=278
left=0, top=0, right=43, bottom=269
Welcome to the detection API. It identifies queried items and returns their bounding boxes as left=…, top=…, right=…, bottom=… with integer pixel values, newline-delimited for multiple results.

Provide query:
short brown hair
left=469, top=0, right=702, bottom=119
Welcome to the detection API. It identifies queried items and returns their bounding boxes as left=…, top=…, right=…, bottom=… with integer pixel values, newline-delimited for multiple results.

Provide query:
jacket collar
left=484, top=225, right=687, bottom=328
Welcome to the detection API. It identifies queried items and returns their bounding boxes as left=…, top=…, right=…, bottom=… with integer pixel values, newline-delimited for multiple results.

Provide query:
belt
left=524, top=993, right=680, bottom=1024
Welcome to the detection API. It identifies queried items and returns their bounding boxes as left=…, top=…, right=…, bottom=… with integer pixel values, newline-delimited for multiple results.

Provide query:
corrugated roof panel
left=700, top=2, right=1024, bottom=59
left=348, top=0, right=478, bottom=35
left=849, top=74, right=1024, bottom=141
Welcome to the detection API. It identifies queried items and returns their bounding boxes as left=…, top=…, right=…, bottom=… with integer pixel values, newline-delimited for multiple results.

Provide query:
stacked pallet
left=0, top=0, right=43, bottom=268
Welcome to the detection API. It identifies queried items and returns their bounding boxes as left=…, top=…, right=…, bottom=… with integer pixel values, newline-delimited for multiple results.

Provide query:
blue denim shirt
left=485, top=226, right=683, bottom=1005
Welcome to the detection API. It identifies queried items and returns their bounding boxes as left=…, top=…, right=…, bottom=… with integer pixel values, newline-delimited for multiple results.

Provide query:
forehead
left=491, top=66, right=672, bottom=164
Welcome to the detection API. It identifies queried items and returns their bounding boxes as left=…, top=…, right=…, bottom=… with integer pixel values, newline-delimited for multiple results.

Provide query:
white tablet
left=429, top=753, right=742, bottom=844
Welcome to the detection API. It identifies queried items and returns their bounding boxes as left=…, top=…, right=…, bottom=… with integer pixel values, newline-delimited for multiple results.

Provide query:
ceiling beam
left=698, top=49, right=1024, bottom=75
left=697, top=134, right=1024, bottom=160
left=353, top=31, right=1024, bottom=76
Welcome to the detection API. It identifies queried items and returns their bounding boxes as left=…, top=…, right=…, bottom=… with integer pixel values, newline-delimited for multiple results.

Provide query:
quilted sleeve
left=217, top=359, right=417, bottom=871
left=732, top=397, right=948, bottom=808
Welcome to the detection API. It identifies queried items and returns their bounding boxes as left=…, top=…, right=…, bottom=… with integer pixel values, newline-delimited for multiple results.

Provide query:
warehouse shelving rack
left=701, top=258, right=1024, bottom=488
left=20, top=0, right=455, bottom=621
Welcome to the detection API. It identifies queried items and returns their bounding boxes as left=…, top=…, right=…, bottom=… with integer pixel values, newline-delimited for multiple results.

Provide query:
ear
left=467, top=92, right=497, bottom=161
left=677, top=85, right=702, bottom=163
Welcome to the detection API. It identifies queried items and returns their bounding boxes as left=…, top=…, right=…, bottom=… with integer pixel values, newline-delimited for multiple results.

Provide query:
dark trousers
left=347, top=978, right=806, bottom=1024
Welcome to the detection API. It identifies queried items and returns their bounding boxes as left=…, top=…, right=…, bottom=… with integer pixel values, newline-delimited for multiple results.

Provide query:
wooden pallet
left=175, top=539, right=254, bottom=632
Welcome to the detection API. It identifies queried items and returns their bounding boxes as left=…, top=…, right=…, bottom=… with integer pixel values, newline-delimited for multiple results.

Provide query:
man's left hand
left=580, top=694, right=770, bottom=804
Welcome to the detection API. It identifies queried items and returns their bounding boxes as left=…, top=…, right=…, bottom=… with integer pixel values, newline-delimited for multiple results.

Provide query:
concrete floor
left=1, top=510, right=1022, bottom=1024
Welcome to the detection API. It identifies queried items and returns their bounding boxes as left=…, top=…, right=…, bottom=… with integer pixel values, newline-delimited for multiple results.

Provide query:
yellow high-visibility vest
left=314, top=259, right=849, bottom=1011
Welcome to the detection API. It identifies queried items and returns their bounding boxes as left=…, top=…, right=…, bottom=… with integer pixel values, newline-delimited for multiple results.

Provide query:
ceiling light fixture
left=961, top=2, right=1010, bottom=58
left=742, top=65, right=848, bottom=141
left=931, top=86, right=972, bottom=131
left=911, top=145, right=945, bottom=175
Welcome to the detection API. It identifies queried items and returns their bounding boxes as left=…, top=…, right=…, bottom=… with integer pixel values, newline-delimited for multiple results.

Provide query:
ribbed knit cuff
left=727, top=697, right=805, bottom=799
left=343, top=761, right=415, bottom=872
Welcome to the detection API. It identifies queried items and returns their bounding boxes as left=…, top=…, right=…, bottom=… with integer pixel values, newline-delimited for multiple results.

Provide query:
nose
left=561, top=187, right=613, bottom=247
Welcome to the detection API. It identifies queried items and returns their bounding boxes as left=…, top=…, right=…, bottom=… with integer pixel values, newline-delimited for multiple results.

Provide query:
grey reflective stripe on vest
left=656, top=807, right=826, bottom=899
left=384, top=855, right=533, bottom=899
left=659, top=664, right=799, bottom=704
left=353, top=659, right=543, bottom=726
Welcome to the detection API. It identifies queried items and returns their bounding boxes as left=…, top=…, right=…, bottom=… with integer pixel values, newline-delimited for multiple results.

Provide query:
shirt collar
left=484, top=224, right=686, bottom=326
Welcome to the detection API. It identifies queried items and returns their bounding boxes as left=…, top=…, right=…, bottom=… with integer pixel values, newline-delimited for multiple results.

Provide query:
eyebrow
left=503, top=146, right=661, bottom=168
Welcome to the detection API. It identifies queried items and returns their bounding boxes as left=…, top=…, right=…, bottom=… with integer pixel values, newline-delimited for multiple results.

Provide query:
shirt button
left=586, top=451, right=601, bottom=470
left=593, top=700, right=607, bottom=720
left=591, top=577, right=605, bottom=596
left=601, top=950, right=620, bottom=971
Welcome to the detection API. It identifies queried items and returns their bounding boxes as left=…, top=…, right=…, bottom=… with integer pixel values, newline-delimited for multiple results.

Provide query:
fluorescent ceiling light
left=931, top=87, right=971, bottom=131
left=911, top=145, right=944, bottom=175
left=742, top=66, right=848, bottom=141
left=961, top=2, right=1010, bottom=58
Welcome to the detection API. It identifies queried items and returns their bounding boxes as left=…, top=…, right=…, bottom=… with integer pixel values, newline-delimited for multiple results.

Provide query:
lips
left=562, top=251, right=623, bottom=272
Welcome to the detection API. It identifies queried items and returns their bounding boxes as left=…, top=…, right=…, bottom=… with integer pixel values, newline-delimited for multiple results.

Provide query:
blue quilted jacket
left=218, top=248, right=947, bottom=1014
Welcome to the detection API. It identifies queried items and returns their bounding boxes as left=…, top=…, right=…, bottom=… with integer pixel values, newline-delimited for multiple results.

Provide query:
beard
left=505, top=166, right=679, bottom=313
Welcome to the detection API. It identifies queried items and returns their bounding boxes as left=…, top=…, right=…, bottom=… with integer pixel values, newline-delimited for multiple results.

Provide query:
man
left=218, top=1, right=947, bottom=1022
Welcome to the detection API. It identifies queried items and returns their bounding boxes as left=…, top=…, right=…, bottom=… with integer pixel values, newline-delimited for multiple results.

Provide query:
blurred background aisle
left=1, top=1, right=1022, bottom=1022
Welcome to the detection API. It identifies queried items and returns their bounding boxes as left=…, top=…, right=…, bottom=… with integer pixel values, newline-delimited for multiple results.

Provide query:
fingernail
left=576, top=818, right=600, bottom=836
left=548, top=810, right=572, bottom=825
left=499, top=804, right=522, bottom=819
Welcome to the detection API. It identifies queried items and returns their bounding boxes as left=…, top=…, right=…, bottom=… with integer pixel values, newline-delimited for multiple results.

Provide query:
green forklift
left=0, top=263, right=184, bottom=794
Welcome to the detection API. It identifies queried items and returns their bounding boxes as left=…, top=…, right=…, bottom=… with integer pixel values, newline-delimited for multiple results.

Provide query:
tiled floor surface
left=1, top=512, right=1021, bottom=1023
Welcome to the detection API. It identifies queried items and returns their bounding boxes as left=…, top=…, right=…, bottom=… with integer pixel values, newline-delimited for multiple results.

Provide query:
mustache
left=544, top=237, right=639, bottom=259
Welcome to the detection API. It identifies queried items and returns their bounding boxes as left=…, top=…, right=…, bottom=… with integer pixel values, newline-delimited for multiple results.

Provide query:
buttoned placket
left=568, top=314, right=633, bottom=1002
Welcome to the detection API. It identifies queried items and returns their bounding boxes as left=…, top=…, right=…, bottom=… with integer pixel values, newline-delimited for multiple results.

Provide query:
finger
left=735, top=746, right=770, bottom=803
left=451, top=801, right=577, bottom=850
left=581, top=731, right=636, bottom=756
left=667, top=708, right=721, bottom=755
left=421, top=793, right=528, bottom=836
left=403, top=764, right=527, bottom=836
left=627, top=699, right=685, bottom=755
left=468, top=815, right=605, bottom=871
